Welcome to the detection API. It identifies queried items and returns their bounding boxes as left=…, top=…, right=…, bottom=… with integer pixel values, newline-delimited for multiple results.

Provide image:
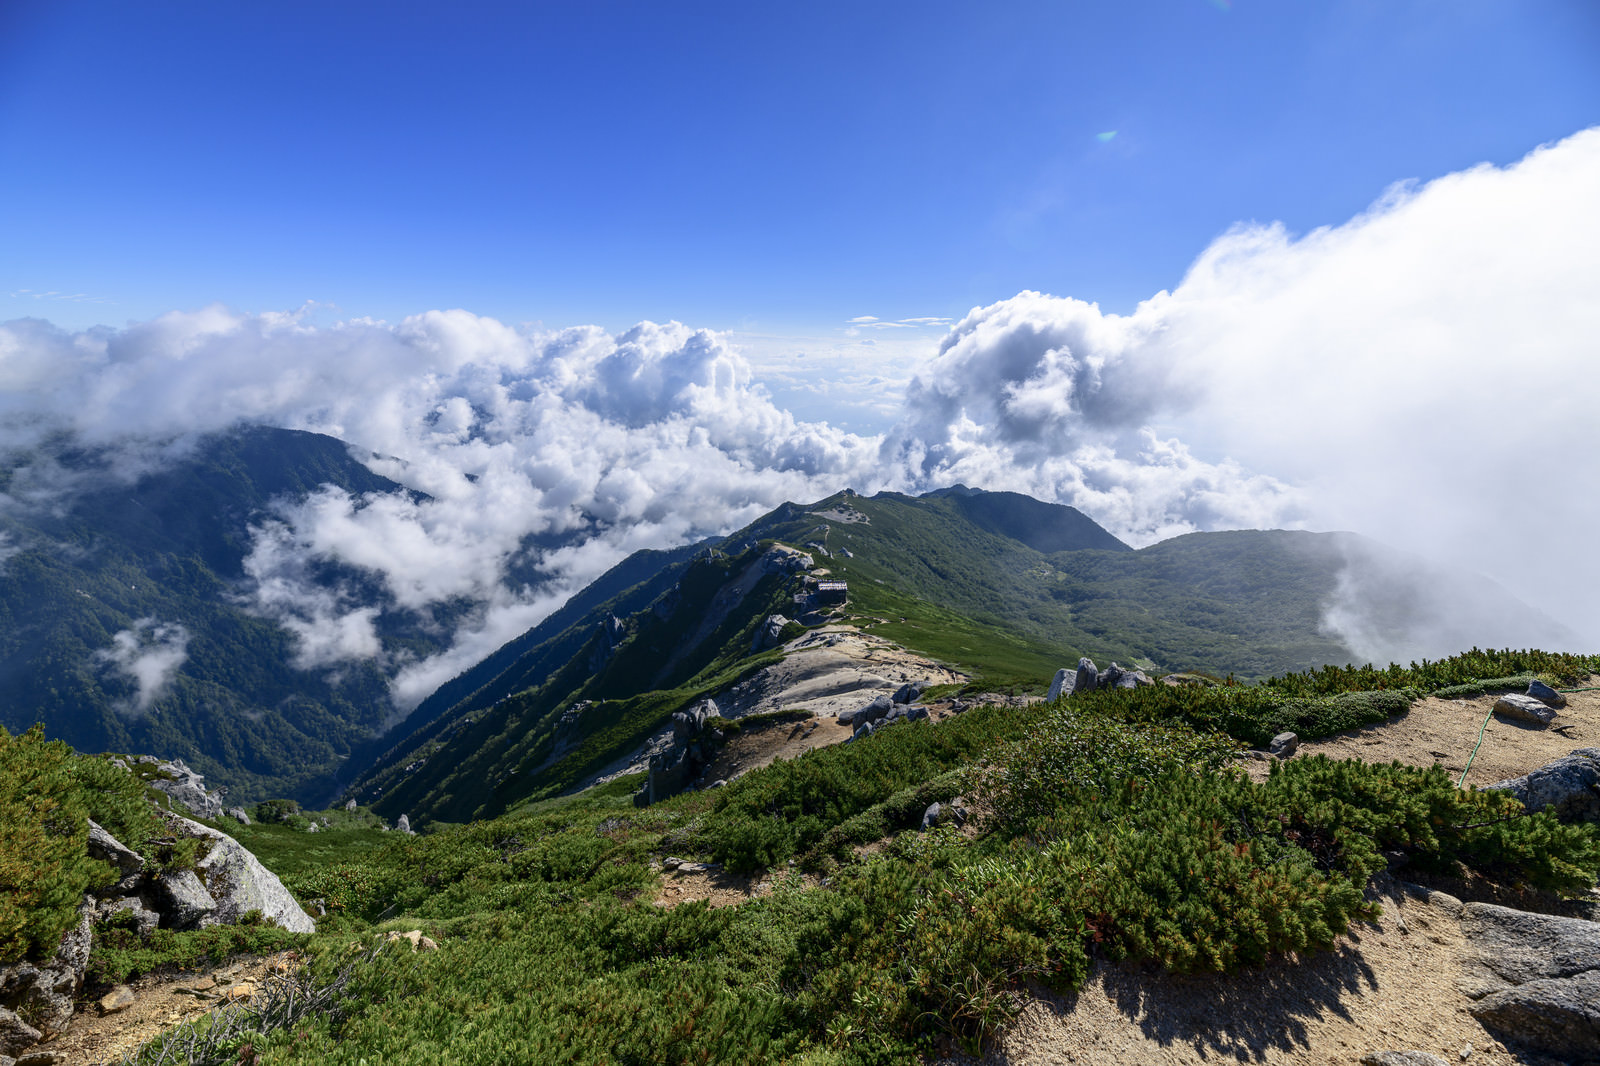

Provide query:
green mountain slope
left=351, top=488, right=1383, bottom=825
left=748, top=489, right=1356, bottom=681
left=0, top=427, right=446, bottom=805
left=350, top=542, right=798, bottom=823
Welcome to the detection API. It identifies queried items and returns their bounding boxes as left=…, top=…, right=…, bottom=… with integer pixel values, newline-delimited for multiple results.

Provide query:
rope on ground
left=1455, top=682, right=1590, bottom=787
left=1458, top=707, right=1496, bottom=788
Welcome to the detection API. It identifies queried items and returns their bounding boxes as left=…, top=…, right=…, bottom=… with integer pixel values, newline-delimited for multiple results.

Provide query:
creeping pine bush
left=0, top=727, right=165, bottom=963
left=1059, top=648, right=1600, bottom=749
left=698, top=702, right=1044, bottom=872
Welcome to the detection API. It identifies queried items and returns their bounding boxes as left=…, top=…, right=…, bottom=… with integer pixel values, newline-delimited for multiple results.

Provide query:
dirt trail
left=51, top=953, right=296, bottom=1066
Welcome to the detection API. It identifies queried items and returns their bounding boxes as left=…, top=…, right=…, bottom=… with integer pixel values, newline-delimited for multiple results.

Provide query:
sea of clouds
left=2, top=127, right=1596, bottom=710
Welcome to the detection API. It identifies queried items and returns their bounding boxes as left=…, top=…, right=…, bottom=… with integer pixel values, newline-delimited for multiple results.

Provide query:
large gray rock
left=1458, top=903, right=1600, bottom=993
left=0, top=1007, right=41, bottom=1058
left=1468, top=969, right=1600, bottom=1061
left=647, top=746, right=692, bottom=805
left=840, top=695, right=893, bottom=728
left=143, top=758, right=224, bottom=820
left=1073, top=658, right=1098, bottom=696
left=1046, top=669, right=1074, bottom=702
left=759, top=546, right=812, bottom=574
left=892, top=681, right=927, bottom=704
left=1493, top=693, right=1559, bottom=727
left=0, top=902, right=90, bottom=1040
left=671, top=700, right=716, bottom=741
left=751, top=614, right=792, bottom=653
left=226, top=806, right=251, bottom=826
left=1484, top=748, right=1600, bottom=822
left=154, top=868, right=217, bottom=930
left=1269, top=732, right=1300, bottom=758
left=87, top=819, right=144, bottom=890
left=96, top=896, right=160, bottom=938
left=1527, top=679, right=1568, bottom=707
left=1457, top=902, right=1600, bottom=1058
left=172, top=816, right=316, bottom=934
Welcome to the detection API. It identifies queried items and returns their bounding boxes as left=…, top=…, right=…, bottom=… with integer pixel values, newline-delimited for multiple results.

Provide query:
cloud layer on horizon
left=2, top=127, right=1596, bottom=705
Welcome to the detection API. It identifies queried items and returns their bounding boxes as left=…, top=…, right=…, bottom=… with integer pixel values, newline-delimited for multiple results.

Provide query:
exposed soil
left=935, top=876, right=1531, bottom=1066
left=965, top=679, right=1599, bottom=1066
left=714, top=625, right=970, bottom=721
left=699, top=712, right=857, bottom=784
left=589, top=623, right=971, bottom=788
left=1241, top=679, right=1598, bottom=786
left=48, top=952, right=298, bottom=1066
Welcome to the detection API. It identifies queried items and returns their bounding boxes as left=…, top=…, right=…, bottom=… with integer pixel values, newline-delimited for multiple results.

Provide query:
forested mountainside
left=0, top=426, right=443, bottom=805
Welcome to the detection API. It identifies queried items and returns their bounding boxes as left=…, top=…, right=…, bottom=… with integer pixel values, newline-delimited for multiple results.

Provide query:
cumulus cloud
left=0, top=309, right=886, bottom=708
left=879, top=127, right=1600, bottom=653
left=94, top=618, right=190, bottom=716
left=4, top=127, right=1597, bottom=699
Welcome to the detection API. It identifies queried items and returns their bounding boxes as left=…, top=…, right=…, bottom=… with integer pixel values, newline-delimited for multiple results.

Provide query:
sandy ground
left=935, top=876, right=1531, bottom=1066
left=715, top=625, right=969, bottom=720
left=1242, top=680, right=1598, bottom=787
left=50, top=953, right=297, bottom=1066
left=969, top=680, right=1600, bottom=1066
left=589, top=623, right=969, bottom=787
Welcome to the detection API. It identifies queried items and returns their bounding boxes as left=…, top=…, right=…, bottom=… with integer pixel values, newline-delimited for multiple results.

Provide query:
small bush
left=253, top=799, right=301, bottom=824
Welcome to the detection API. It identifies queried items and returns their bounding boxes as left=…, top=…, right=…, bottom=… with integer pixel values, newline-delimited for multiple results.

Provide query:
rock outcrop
left=1457, top=901, right=1600, bottom=1059
left=838, top=695, right=893, bottom=729
left=1484, top=748, right=1600, bottom=822
left=138, top=757, right=224, bottom=820
left=642, top=699, right=722, bottom=805
left=751, top=614, right=793, bottom=653
left=0, top=901, right=91, bottom=1040
left=1, top=809, right=316, bottom=1063
left=175, top=816, right=317, bottom=934
left=1527, top=679, right=1568, bottom=708
left=1052, top=658, right=1155, bottom=699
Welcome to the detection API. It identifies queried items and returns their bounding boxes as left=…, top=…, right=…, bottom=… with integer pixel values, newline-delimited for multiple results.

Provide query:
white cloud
left=94, top=618, right=190, bottom=717
left=879, top=127, right=1600, bottom=653
left=5, top=126, right=1598, bottom=699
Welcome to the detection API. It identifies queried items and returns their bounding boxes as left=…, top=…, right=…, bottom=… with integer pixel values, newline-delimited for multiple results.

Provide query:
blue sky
left=4, top=1, right=1600, bottom=668
left=4, top=1, right=1595, bottom=348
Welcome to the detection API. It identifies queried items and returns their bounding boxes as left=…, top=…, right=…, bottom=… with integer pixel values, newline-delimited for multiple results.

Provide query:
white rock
left=173, top=817, right=316, bottom=934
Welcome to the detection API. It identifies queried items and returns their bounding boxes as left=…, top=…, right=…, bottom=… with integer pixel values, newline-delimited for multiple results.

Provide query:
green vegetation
left=89, top=916, right=307, bottom=987
left=0, top=726, right=176, bottom=963
left=351, top=546, right=799, bottom=824
left=91, top=647, right=1599, bottom=1066
left=357, top=489, right=1425, bottom=827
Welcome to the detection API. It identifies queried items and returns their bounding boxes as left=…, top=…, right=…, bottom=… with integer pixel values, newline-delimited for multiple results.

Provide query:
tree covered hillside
left=0, top=427, right=448, bottom=806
